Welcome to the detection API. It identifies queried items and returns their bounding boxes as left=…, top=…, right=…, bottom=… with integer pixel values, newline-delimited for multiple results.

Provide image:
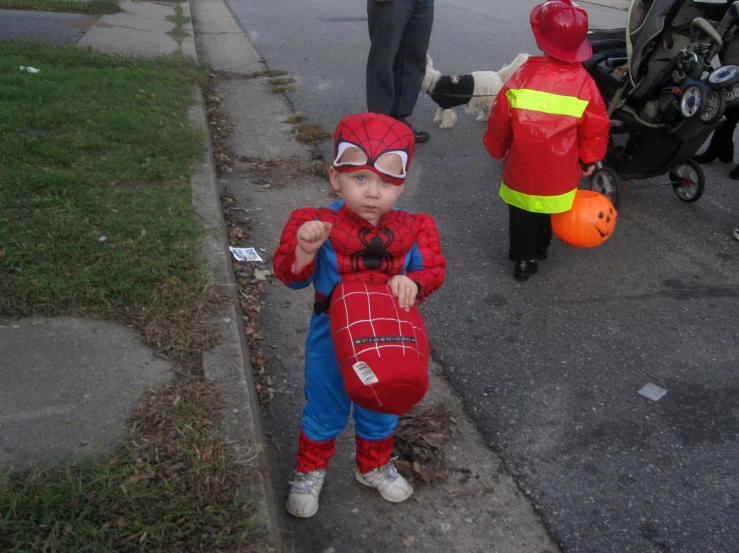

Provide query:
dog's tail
left=421, top=54, right=441, bottom=94
left=497, top=53, right=530, bottom=83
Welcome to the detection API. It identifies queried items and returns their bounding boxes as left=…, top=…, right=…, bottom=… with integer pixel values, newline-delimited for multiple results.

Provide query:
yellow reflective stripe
left=506, top=88, right=589, bottom=118
left=499, top=182, right=576, bottom=214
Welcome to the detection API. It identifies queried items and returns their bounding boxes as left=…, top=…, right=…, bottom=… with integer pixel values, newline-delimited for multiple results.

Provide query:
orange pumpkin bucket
left=551, top=190, right=617, bottom=248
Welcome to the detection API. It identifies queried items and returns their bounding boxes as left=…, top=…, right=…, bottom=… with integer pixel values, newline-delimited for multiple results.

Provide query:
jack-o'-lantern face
left=552, top=190, right=618, bottom=248
left=594, top=204, right=616, bottom=239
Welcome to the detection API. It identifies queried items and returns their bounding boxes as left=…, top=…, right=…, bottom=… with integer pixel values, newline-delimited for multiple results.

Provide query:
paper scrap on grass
left=229, top=247, right=263, bottom=262
left=20, top=66, right=40, bottom=74
left=638, top=383, right=667, bottom=401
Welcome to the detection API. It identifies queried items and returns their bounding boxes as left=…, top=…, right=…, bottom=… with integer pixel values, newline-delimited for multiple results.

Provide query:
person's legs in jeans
left=721, top=105, right=739, bottom=178
left=696, top=104, right=739, bottom=163
left=391, top=0, right=434, bottom=120
left=366, top=0, right=413, bottom=115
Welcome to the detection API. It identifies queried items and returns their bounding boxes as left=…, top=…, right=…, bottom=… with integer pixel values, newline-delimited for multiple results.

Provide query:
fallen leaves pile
left=393, top=403, right=456, bottom=484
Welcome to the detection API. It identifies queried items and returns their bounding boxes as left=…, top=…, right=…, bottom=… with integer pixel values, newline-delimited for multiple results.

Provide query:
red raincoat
left=483, top=56, right=610, bottom=214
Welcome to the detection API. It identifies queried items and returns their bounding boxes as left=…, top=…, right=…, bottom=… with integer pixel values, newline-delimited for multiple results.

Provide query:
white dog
left=420, top=53, right=530, bottom=128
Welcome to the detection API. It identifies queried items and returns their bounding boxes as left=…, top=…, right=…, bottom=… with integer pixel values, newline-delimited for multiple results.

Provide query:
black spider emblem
left=350, top=227, right=395, bottom=273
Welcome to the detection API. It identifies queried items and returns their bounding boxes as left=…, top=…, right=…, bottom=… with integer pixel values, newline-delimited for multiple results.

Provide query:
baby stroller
left=584, top=0, right=739, bottom=207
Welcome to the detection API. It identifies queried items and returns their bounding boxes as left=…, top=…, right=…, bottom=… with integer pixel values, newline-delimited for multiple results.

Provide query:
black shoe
left=413, top=129, right=430, bottom=143
left=694, top=148, right=733, bottom=164
left=535, top=248, right=548, bottom=260
left=730, top=164, right=739, bottom=180
left=397, top=117, right=430, bottom=143
left=514, top=260, right=538, bottom=281
left=693, top=149, right=719, bottom=164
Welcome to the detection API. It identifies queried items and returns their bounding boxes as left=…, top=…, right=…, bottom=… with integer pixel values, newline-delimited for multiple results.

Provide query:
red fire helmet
left=530, top=0, right=592, bottom=63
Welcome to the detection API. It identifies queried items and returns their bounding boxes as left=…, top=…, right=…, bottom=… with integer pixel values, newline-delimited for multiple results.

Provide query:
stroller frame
left=585, top=0, right=739, bottom=207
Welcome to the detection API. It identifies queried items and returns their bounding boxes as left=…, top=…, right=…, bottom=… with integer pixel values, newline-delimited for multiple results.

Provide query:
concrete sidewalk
left=0, top=0, right=280, bottom=549
left=188, top=1, right=559, bottom=552
left=0, top=1, right=565, bottom=551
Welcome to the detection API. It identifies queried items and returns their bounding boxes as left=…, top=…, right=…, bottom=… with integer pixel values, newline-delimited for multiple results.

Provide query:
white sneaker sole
left=355, top=472, right=414, bottom=503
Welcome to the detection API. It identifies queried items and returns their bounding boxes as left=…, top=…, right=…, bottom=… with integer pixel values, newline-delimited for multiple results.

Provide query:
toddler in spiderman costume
left=273, top=112, right=445, bottom=518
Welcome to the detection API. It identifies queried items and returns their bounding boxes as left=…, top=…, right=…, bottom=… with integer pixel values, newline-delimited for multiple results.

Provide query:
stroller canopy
left=627, top=0, right=729, bottom=81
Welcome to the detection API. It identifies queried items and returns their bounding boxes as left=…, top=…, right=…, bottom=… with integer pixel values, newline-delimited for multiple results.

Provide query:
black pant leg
left=508, top=204, right=538, bottom=261
left=710, top=105, right=739, bottom=154
left=535, top=212, right=552, bottom=252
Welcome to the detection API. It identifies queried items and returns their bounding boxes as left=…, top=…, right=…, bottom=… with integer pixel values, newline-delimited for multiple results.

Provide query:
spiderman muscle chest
left=321, top=207, right=417, bottom=282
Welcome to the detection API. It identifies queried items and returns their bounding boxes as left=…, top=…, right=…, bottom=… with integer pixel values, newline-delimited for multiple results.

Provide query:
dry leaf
left=402, top=535, right=416, bottom=548
left=253, top=269, right=271, bottom=281
left=125, top=473, right=152, bottom=486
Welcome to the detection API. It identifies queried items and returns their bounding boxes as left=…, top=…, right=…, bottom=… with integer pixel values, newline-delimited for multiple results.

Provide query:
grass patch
left=0, top=0, right=120, bottom=14
left=285, top=113, right=304, bottom=124
left=269, top=77, right=296, bottom=94
left=0, top=41, right=214, bottom=366
left=264, top=69, right=288, bottom=78
left=295, top=122, right=330, bottom=144
left=301, top=160, right=329, bottom=178
left=0, top=379, right=264, bottom=552
left=166, top=5, right=191, bottom=44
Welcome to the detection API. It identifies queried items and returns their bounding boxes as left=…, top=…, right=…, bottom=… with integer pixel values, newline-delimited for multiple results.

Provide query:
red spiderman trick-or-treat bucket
left=329, top=281, right=430, bottom=416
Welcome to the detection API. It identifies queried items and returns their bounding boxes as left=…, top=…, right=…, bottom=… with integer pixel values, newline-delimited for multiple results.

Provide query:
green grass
left=0, top=379, right=262, bottom=553
left=0, top=0, right=120, bottom=15
left=269, top=77, right=296, bottom=94
left=166, top=5, right=191, bottom=44
left=0, top=41, right=216, bottom=365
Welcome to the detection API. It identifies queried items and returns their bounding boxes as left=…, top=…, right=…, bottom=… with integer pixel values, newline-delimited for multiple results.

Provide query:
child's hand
left=581, top=162, right=597, bottom=177
left=388, top=275, right=418, bottom=312
left=297, top=221, right=332, bottom=256
left=294, top=221, right=332, bottom=272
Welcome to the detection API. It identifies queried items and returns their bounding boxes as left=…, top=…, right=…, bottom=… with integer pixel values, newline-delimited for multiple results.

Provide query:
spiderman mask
left=332, top=113, right=416, bottom=185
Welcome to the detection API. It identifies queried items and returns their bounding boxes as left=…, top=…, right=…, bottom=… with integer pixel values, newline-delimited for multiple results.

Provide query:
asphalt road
left=0, top=9, right=90, bottom=44
left=229, top=1, right=739, bottom=551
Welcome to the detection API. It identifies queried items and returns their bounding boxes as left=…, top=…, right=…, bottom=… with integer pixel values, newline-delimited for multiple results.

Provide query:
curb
left=188, top=83, right=283, bottom=549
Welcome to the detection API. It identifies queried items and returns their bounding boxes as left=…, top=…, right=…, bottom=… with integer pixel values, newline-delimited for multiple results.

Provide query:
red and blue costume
left=273, top=113, right=445, bottom=474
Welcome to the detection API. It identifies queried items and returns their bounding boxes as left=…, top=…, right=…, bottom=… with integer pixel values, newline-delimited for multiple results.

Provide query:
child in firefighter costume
left=273, top=112, right=446, bottom=518
left=483, top=0, right=610, bottom=281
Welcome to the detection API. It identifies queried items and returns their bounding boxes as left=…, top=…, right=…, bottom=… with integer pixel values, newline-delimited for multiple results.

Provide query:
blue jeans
left=366, top=0, right=434, bottom=119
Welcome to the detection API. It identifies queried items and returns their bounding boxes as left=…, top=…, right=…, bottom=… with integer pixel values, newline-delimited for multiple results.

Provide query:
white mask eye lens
left=375, top=151, right=407, bottom=179
left=333, top=143, right=368, bottom=166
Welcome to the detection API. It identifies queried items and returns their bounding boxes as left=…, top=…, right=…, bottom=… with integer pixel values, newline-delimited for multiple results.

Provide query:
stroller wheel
left=680, top=82, right=710, bottom=120
left=589, top=166, right=622, bottom=209
left=726, top=82, right=739, bottom=108
left=700, top=89, right=727, bottom=125
left=670, top=159, right=705, bottom=203
left=706, top=65, right=739, bottom=90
